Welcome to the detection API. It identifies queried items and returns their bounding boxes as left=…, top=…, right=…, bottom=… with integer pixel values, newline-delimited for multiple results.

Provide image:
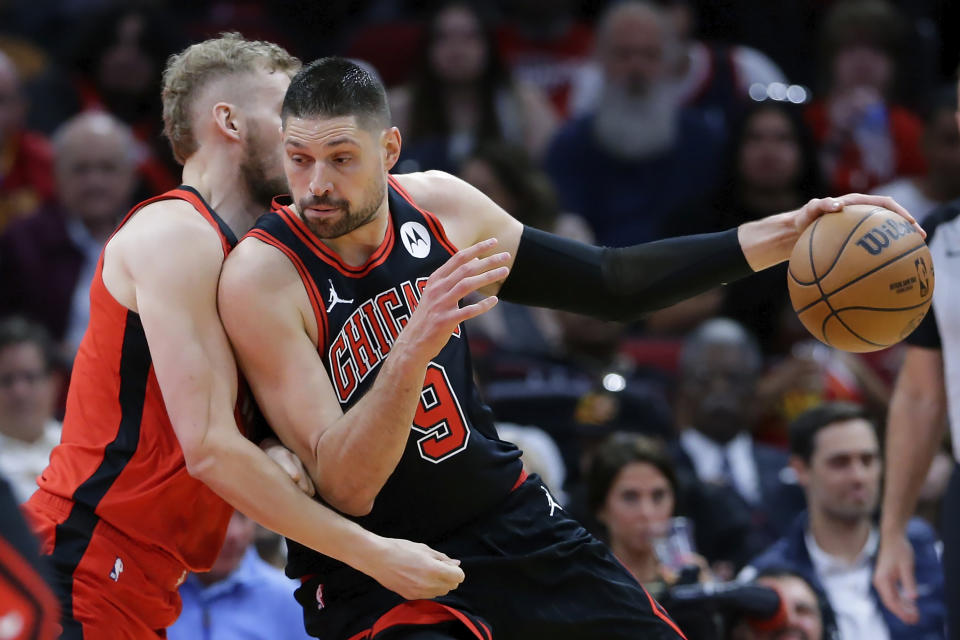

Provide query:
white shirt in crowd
left=805, top=528, right=890, bottom=640
left=0, top=420, right=61, bottom=503
left=680, top=428, right=762, bottom=505
left=871, top=178, right=940, bottom=225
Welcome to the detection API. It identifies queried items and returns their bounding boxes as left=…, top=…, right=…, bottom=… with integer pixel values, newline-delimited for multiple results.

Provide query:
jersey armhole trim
left=246, top=229, right=329, bottom=353
left=387, top=175, right=459, bottom=256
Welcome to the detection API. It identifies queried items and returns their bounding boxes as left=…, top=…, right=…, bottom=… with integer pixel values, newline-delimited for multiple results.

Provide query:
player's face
left=755, top=576, right=823, bottom=640
left=599, top=462, right=674, bottom=556
left=283, top=114, right=395, bottom=239
left=238, top=69, right=291, bottom=208
left=800, top=419, right=881, bottom=522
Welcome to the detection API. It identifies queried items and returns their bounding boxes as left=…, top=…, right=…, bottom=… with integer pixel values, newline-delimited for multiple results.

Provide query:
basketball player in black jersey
left=218, top=58, right=922, bottom=640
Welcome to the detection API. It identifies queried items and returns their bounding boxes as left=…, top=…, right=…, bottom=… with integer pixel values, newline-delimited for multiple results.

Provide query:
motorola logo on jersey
left=400, top=221, right=431, bottom=258
left=327, top=277, right=461, bottom=403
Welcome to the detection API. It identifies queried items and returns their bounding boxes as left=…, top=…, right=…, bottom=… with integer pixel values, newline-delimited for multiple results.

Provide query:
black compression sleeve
left=498, top=226, right=754, bottom=322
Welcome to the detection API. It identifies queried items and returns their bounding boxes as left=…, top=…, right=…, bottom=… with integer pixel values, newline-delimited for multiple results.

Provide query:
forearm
left=193, top=429, right=385, bottom=573
left=312, top=346, right=427, bottom=514
left=498, top=226, right=753, bottom=322
left=880, top=388, right=946, bottom=536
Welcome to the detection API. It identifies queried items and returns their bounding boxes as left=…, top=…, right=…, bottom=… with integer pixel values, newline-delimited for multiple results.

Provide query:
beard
left=297, top=171, right=386, bottom=239
left=240, top=127, right=289, bottom=209
left=592, top=79, right=679, bottom=160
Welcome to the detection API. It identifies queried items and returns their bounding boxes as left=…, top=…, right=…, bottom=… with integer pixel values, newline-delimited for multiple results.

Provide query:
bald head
left=52, top=112, right=137, bottom=230
left=596, top=1, right=675, bottom=93
left=0, top=51, right=25, bottom=144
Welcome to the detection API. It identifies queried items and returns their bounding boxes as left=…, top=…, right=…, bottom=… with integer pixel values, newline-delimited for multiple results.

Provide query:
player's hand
left=873, top=530, right=919, bottom=624
left=261, top=437, right=315, bottom=497
left=368, top=537, right=465, bottom=600
left=397, top=238, right=510, bottom=364
left=792, top=194, right=925, bottom=239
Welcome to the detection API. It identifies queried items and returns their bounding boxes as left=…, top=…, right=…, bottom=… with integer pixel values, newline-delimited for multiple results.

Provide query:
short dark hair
left=788, top=402, right=873, bottom=462
left=0, top=316, right=56, bottom=372
left=281, top=57, right=390, bottom=131
left=755, top=566, right=838, bottom=640
left=586, top=432, right=677, bottom=515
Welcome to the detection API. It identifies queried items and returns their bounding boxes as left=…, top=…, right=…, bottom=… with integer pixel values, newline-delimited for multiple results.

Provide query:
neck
left=194, top=571, right=228, bottom=587
left=740, top=187, right=802, bottom=218
left=82, top=217, right=119, bottom=243
left=180, top=151, right=264, bottom=238
left=611, top=540, right=661, bottom=583
left=1, top=421, right=46, bottom=444
left=808, top=507, right=872, bottom=563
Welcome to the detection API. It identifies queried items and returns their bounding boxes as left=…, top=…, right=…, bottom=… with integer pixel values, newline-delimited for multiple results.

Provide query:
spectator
left=544, top=0, right=724, bottom=247
left=570, top=0, right=787, bottom=137
left=495, top=0, right=595, bottom=116
left=744, top=403, right=946, bottom=640
left=459, top=142, right=590, bottom=356
left=0, top=112, right=137, bottom=357
left=658, top=101, right=825, bottom=353
left=0, top=51, right=54, bottom=232
left=673, top=318, right=805, bottom=558
left=731, top=568, right=834, bottom=640
left=168, top=511, right=312, bottom=640
left=0, top=317, right=61, bottom=504
left=805, top=0, right=925, bottom=193
left=390, top=1, right=558, bottom=173
left=872, top=86, right=960, bottom=224
left=69, top=5, right=185, bottom=195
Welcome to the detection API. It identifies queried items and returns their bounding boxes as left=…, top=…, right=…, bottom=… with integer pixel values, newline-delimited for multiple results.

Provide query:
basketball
left=787, top=204, right=934, bottom=352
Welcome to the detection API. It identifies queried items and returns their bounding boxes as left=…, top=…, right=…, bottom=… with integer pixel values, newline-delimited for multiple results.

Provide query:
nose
left=309, top=165, right=333, bottom=197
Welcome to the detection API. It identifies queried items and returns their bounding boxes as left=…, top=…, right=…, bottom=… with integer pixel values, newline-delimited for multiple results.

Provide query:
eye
left=334, top=155, right=352, bottom=165
left=289, top=154, right=309, bottom=166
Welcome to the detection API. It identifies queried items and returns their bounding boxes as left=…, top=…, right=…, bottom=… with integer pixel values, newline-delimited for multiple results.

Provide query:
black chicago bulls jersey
left=247, top=175, right=524, bottom=585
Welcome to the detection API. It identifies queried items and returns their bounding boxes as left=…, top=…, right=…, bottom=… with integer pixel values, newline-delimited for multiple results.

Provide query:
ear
left=382, top=126, right=402, bottom=171
left=789, top=455, right=810, bottom=488
left=212, top=102, right=241, bottom=143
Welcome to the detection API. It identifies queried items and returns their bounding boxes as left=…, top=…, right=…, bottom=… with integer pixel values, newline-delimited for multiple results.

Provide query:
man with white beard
left=544, top=1, right=724, bottom=247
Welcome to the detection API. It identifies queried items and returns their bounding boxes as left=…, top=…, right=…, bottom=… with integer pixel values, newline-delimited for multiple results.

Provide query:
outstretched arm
left=397, top=173, right=923, bottom=322
left=219, top=235, right=509, bottom=517
left=118, top=202, right=463, bottom=599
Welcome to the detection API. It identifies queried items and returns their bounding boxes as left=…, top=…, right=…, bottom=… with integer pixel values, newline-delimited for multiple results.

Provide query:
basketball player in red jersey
left=22, top=37, right=468, bottom=638
left=218, top=58, right=923, bottom=640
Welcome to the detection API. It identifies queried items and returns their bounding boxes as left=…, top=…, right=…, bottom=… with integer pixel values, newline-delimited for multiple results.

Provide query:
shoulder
left=221, top=234, right=301, bottom=296
left=0, top=206, right=67, bottom=246
left=752, top=442, right=790, bottom=465
left=391, top=170, right=487, bottom=226
left=918, top=197, right=960, bottom=242
left=905, top=517, right=940, bottom=548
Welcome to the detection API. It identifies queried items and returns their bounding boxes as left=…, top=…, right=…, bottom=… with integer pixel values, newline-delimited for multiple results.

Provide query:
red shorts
left=24, top=490, right=189, bottom=638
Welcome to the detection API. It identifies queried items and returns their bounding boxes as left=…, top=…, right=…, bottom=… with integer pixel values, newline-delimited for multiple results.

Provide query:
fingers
left=835, top=193, right=926, bottom=239
left=431, top=238, right=498, bottom=281
left=874, top=546, right=919, bottom=624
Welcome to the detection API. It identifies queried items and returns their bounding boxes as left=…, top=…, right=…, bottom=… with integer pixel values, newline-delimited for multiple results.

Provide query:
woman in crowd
left=390, top=1, right=557, bottom=174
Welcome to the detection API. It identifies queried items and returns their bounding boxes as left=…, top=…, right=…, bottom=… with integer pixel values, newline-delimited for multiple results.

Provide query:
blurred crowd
left=2, top=0, right=959, bottom=638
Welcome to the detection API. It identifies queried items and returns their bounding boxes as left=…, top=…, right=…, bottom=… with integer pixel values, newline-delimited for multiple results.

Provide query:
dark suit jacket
left=0, top=205, right=84, bottom=341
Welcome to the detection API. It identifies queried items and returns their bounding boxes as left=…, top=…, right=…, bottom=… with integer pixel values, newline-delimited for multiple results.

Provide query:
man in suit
left=672, top=318, right=805, bottom=567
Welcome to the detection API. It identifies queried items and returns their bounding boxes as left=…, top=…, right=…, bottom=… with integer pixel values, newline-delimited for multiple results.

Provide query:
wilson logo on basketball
left=854, top=218, right=918, bottom=256
left=327, top=278, right=461, bottom=403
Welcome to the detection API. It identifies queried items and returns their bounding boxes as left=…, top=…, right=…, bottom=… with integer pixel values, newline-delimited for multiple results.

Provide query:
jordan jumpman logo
left=327, top=280, right=354, bottom=312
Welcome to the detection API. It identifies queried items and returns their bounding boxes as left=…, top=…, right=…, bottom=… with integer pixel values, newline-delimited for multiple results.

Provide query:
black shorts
left=296, top=475, right=686, bottom=640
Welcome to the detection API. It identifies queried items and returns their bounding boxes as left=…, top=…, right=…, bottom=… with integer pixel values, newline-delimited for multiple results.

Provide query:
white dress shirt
left=0, top=420, right=61, bottom=503
left=806, top=528, right=890, bottom=640
left=680, top=428, right=762, bottom=505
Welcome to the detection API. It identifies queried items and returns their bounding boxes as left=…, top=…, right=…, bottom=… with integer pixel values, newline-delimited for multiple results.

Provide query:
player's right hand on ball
left=398, top=238, right=510, bottom=363
left=369, top=538, right=465, bottom=600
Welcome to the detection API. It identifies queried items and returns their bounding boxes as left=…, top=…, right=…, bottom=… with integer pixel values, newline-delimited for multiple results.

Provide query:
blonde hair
left=162, top=32, right=300, bottom=164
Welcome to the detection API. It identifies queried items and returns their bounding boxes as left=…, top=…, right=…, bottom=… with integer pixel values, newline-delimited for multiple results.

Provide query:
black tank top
left=247, top=175, right=524, bottom=581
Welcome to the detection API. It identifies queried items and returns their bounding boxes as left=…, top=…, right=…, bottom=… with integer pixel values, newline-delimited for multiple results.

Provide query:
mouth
left=305, top=206, right=341, bottom=219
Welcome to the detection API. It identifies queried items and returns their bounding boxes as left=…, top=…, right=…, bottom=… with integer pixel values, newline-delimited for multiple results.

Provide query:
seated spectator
left=872, top=86, right=960, bottom=224
left=655, top=101, right=825, bottom=353
left=570, top=0, right=787, bottom=137
left=69, top=5, right=185, bottom=196
left=168, top=511, right=311, bottom=640
left=805, top=0, right=924, bottom=193
left=0, top=317, right=61, bottom=504
left=390, top=1, right=558, bottom=174
left=0, top=51, right=53, bottom=231
left=673, top=319, right=806, bottom=557
left=730, top=568, right=835, bottom=640
left=460, top=142, right=590, bottom=357
left=495, top=422, right=567, bottom=505
left=495, top=0, right=595, bottom=116
left=743, top=403, right=946, bottom=640
left=0, top=112, right=137, bottom=358
left=544, top=1, right=724, bottom=247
